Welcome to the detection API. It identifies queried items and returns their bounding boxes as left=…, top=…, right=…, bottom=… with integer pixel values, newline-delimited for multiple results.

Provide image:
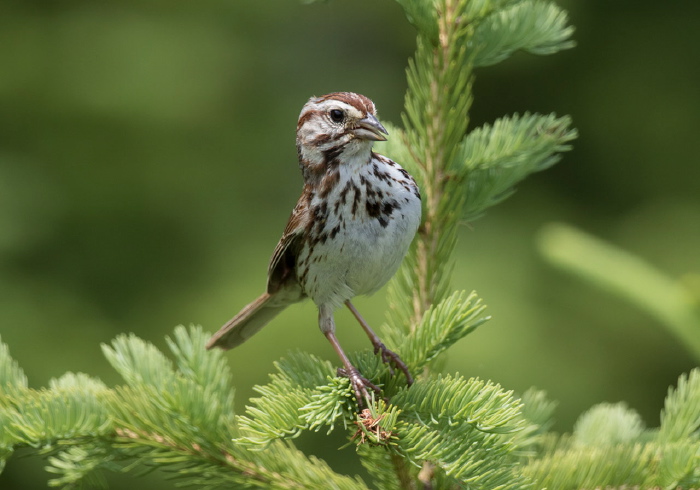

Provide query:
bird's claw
left=373, top=342, right=414, bottom=386
left=337, top=366, right=382, bottom=407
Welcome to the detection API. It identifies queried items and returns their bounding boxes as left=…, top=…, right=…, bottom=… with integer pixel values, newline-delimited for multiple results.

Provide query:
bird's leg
left=345, top=300, right=414, bottom=386
left=319, top=304, right=380, bottom=406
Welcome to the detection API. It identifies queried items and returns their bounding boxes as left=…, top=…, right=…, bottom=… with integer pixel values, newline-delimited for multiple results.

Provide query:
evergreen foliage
left=521, top=372, right=700, bottom=488
left=2, top=0, right=697, bottom=488
left=2, top=329, right=700, bottom=488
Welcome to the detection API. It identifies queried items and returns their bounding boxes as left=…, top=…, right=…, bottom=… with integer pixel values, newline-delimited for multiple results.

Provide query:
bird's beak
left=353, top=114, right=388, bottom=141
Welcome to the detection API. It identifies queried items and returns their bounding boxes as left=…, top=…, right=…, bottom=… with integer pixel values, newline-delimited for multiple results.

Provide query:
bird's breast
left=296, top=157, right=421, bottom=308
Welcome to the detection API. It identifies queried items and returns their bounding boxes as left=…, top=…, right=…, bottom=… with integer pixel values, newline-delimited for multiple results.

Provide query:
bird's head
left=296, top=92, right=388, bottom=178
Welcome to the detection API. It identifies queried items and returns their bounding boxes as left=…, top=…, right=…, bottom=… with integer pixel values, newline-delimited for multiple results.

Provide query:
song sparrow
left=206, top=92, right=422, bottom=404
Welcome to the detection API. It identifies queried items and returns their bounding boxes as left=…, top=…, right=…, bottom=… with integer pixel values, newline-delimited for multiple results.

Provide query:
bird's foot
left=337, top=366, right=382, bottom=407
left=373, top=342, right=414, bottom=386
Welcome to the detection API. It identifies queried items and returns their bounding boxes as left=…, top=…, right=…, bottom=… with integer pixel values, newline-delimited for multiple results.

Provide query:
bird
left=206, top=92, right=422, bottom=404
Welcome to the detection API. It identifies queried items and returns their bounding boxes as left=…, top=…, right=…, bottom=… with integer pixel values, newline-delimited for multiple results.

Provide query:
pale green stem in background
left=538, top=222, right=700, bottom=361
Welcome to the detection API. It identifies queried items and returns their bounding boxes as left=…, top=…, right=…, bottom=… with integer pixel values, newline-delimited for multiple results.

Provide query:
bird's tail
left=206, top=292, right=287, bottom=350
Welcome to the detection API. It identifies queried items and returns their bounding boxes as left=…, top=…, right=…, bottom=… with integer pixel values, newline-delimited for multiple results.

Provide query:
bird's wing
left=267, top=187, right=311, bottom=294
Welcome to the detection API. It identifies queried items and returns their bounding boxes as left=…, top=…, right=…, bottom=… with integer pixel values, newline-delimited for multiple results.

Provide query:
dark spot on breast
left=310, top=201, right=329, bottom=233
left=319, top=169, right=340, bottom=199
left=365, top=182, right=377, bottom=200
left=307, top=229, right=328, bottom=247
left=352, top=184, right=361, bottom=216
left=298, top=265, right=309, bottom=288
left=366, top=200, right=381, bottom=218
left=330, top=224, right=341, bottom=239
left=372, top=165, right=390, bottom=182
left=378, top=216, right=389, bottom=228
left=339, top=180, right=352, bottom=205
left=382, top=199, right=398, bottom=215
left=372, top=152, right=392, bottom=165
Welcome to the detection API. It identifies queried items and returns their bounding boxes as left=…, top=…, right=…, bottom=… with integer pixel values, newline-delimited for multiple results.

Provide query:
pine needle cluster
left=2, top=329, right=700, bottom=488
left=3, top=0, right=698, bottom=489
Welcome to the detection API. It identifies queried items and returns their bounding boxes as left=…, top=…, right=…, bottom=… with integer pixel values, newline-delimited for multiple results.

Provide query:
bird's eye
left=329, top=109, right=345, bottom=123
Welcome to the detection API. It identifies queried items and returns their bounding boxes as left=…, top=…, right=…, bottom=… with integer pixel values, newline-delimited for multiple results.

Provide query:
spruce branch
left=380, top=0, right=577, bottom=354
left=392, top=375, right=529, bottom=488
left=4, top=335, right=700, bottom=488
left=0, top=329, right=371, bottom=488
left=456, top=112, right=577, bottom=221
left=45, top=445, right=115, bottom=489
left=235, top=351, right=354, bottom=446
left=5, top=373, right=112, bottom=449
left=523, top=442, right=657, bottom=489
left=398, top=0, right=476, bottom=330
left=573, top=403, right=646, bottom=447
left=513, top=387, right=558, bottom=454
left=472, top=0, right=576, bottom=67
left=384, top=290, right=489, bottom=373
left=659, top=369, right=700, bottom=443
left=521, top=369, right=700, bottom=489
left=357, top=444, right=404, bottom=490
left=0, top=336, right=27, bottom=399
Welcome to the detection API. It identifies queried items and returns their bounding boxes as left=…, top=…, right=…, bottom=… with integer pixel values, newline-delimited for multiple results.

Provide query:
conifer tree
left=3, top=1, right=700, bottom=489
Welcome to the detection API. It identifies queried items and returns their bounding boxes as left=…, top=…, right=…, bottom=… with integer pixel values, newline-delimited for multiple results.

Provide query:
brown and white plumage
left=206, top=92, right=421, bottom=403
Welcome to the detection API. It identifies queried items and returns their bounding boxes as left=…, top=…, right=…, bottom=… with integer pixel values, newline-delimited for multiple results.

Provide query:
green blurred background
left=1, top=0, right=699, bottom=487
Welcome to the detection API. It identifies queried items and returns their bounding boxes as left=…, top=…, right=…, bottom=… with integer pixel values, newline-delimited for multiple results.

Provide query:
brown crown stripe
left=315, top=92, right=375, bottom=115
